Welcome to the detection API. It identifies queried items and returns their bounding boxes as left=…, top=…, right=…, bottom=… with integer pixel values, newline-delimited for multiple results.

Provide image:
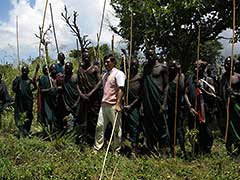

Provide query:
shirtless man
left=141, top=48, right=169, bottom=152
left=167, top=60, right=186, bottom=157
left=123, top=58, right=142, bottom=154
left=0, top=73, right=14, bottom=127
left=185, top=60, right=214, bottom=154
left=224, top=57, right=240, bottom=156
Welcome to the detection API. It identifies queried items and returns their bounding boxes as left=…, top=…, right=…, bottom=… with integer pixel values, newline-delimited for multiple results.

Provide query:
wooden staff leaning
left=35, top=25, right=53, bottom=88
left=16, top=16, right=21, bottom=71
left=225, top=0, right=236, bottom=143
left=126, top=10, right=133, bottom=106
left=39, top=0, right=49, bottom=58
left=192, top=25, right=201, bottom=156
left=173, top=68, right=180, bottom=158
left=49, top=3, right=59, bottom=54
left=37, top=0, right=52, bottom=88
left=112, top=34, right=115, bottom=56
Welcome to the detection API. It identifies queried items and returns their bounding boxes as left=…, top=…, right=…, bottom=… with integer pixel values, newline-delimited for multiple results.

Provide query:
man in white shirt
left=93, top=54, right=125, bottom=152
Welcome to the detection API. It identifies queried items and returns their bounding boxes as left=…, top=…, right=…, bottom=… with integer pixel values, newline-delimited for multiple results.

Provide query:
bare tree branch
left=61, top=5, right=91, bottom=54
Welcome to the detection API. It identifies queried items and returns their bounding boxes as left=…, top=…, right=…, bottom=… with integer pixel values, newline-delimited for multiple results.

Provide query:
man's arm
left=162, top=68, right=169, bottom=110
left=87, top=80, right=102, bottom=97
left=115, top=70, right=126, bottom=112
left=31, top=64, right=40, bottom=92
left=115, top=87, right=124, bottom=112
left=184, top=84, right=197, bottom=116
left=12, top=77, right=19, bottom=93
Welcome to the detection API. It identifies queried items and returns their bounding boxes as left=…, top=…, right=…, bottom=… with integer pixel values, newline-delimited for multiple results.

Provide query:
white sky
left=0, top=0, right=122, bottom=64
left=0, top=0, right=239, bottom=65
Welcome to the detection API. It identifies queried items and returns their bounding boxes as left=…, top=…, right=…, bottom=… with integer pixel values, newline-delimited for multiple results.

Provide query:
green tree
left=200, top=40, right=223, bottom=63
left=110, top=0, right=240, bottom=71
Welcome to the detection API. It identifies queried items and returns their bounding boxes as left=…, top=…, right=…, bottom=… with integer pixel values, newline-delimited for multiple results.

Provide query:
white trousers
left=94, top=104, right=122, bottom=151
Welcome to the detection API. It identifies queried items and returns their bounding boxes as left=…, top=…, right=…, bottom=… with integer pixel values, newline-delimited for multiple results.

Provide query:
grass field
left=0, top=110, right=240, bottom=180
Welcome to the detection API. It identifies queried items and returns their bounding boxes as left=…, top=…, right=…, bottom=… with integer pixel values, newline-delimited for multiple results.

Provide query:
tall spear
left=97, top=0, right=107, bottom=73
left=126, top=10, right=133, bottom=105
left=76, top=38, right=80, bottom=69
left=225, top=0, right=236, bottom=143
left=192, top=24, right=201, bottom=155
left=194, top=25, right=201, bottom=129
left=111, top=34, right=115, bottom=56
left=38, top=0, right=49, bottom=58
left=49, top=3, right=59, bottom=54
left=173, top=68, right=180, bottom=158
left=97, top=33, right=103, bottom=73
left=38, top=0, right=52, bottom=88
left=16, top=16, right=20, bottom=70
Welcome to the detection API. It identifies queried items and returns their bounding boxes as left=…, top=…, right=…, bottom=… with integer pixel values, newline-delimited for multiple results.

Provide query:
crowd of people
left=0, top=47, right=240, bottom=158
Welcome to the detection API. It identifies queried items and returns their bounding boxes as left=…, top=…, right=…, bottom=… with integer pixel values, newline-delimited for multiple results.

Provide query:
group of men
left=1, top=47, right=240, bottom=158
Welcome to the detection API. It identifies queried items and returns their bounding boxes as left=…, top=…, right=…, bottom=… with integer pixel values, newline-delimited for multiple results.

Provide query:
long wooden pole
left=98, top=0, right=107, bottom=44
left=126, top=10, right=133, bottom=105
left=38, top=0, right=49, bottom=58
left=111, top=34, right=115, bottom=56
left=76, top=38, right=80, bottom=69
left=96, top=33, right=103, bottom=74
left=173, top=72, right=180, bottom=158
left=99, top=113, right=119, bottom=180
left=49, top=3, right=59, bottom=54
left=39, top=0, right=52, bottom=88
left=16, top=16, right=20, bottom=70
left=96, top=0, right=107, bottom=74
left=192, top=25, right=201, bottom=155
left=225, top=0, right=236, bottom=143
left=195, top=25, right=201, bottom=128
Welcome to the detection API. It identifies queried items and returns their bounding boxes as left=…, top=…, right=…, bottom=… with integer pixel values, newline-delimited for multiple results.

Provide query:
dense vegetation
left=110, top=0, right=240, bottom=71
left=1, top=63, right=240, bottom=180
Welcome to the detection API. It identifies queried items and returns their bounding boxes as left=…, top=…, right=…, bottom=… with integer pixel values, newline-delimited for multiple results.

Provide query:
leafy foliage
left=110, top=0, right=240, bottom=71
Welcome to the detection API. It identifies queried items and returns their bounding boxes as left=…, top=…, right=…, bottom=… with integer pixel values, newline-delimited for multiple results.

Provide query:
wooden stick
left=126, top=10, right=133, bottom=105
left=173, top=72, right=180, bottom=158
left=193, top=25, right=201, bottom=155
left=123, top=54, right=127, bottom=77
left=99, top=113, right=119, bottom=180
left=98, top=0, right=107, bottom=43
left=49, top=3, right=59, bottom=54
left=110, top=159, right=120, bottom=180
left=96, top=0, right=107, bottom=74
left=111, top=35, right=115, bottom=56
left=16, top=16, right=20, bottom=70
left=97, top=33, right=103, bottom=74
left=225, top=0, right=236, bottom=143
left=38, top=0, right=49, bottom=58
left=76, top=38, right=80, bottom=69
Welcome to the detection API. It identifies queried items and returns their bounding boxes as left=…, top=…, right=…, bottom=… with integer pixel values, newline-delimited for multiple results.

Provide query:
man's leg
left=94, top=107, right=107, bottom=151
left=110, top=105, right=122, bottom=152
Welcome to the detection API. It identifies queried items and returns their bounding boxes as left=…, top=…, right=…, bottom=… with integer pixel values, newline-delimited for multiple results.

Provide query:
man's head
left=130, top=58, right=139, bottom=76
left=224, top=56, right=233, bottom=73
left=65, top=62, right=73, bottom=75
left=50, top=63, right=57, bottom=75
left=81, top=50, right=91, bottom=70
left=21, top=66, right=29, bottom=76
left=42, top=65, right=48, bottom=75
left=82, top=49, right=90, bottom=65
left=104, top=54, right=116, bottom=71
left=169, top=60, right=180, bottom=72
left=235, top=60, right=240, bottom=74
left=58, top=52, right=65, bottom=65
left=168, top=60, right=180, bottom=80
left=194, top=59, right=207, bottom=75
left=145, top=48, right=156, bottom=64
